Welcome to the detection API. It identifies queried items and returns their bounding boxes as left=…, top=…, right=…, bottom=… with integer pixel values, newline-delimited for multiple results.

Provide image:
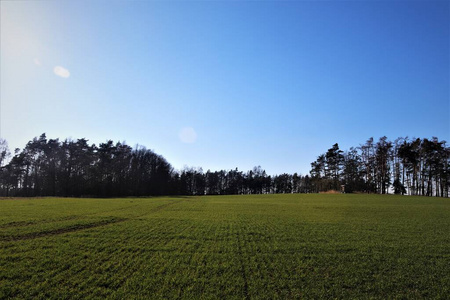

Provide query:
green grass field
left=1, top=194, right=449, bottom=299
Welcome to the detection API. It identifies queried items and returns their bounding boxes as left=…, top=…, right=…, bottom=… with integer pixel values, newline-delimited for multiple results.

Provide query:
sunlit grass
left=1, top=194, right=449, bottom=298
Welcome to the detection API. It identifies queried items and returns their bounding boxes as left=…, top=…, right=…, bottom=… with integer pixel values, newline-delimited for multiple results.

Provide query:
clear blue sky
left=1, top=0, right=449, bottom=175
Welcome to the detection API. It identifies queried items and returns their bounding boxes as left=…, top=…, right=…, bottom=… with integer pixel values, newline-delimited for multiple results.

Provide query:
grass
left=1, top=194, right=449, bottom=299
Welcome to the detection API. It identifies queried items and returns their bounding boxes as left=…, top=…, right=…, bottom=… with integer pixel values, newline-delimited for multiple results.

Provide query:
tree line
left=0, top=134, right=448, bottom=197
left=310, top=136, right=449, bottom=197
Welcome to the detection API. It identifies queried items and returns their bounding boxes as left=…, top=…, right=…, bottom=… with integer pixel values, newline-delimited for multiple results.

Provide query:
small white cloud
left=179, top=127, right=197, bottom=144
left=54, top=66, right=70, bottom=78
left=33, top=58, right=42, bottom=66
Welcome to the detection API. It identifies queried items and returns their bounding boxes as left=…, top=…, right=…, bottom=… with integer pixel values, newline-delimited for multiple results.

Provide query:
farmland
left=1, top=194, right=449, bottom=299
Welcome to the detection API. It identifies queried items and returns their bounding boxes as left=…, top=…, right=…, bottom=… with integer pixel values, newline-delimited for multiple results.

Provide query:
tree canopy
left=0, top=134, right=448, bottom=197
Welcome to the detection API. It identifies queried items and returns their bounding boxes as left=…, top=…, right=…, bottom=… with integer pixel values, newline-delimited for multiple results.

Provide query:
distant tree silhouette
left=0, top=134, right=448, bottom=197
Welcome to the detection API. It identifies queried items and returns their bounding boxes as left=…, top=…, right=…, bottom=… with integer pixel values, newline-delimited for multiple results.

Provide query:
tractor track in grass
left=1, top=199, right=185, bottom=242
left=235, top=222, right=250, bottom=299
left=1, top=217, right=128, bottom=242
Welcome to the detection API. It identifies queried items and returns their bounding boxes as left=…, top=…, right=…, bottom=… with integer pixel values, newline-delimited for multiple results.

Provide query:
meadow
left=1, top=194, right=449, bottom=299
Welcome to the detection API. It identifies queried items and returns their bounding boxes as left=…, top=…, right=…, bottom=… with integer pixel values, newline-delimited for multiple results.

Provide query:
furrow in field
left=236, top=229, right=250, bottom=298
left=0, top=215, right=84, bottom=229
left=1, top=217, right=128, bottom=242
left=1, top=198, right=185, bottom=242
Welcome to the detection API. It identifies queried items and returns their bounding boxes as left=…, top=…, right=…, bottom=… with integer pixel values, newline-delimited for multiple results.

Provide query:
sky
left=1, top=0, right=449, bottom=175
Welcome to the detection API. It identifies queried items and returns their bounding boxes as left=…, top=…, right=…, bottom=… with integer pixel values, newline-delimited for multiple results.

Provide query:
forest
left=0, top=134, right=448, bottom=197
